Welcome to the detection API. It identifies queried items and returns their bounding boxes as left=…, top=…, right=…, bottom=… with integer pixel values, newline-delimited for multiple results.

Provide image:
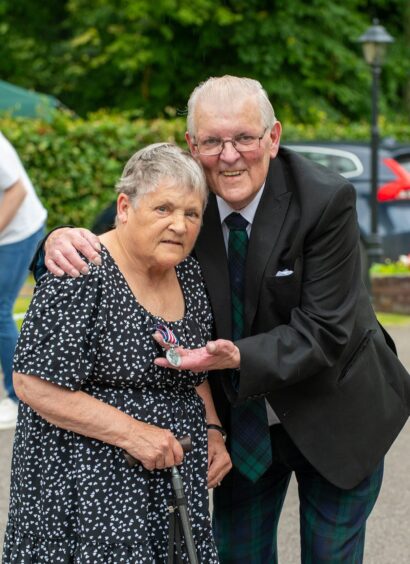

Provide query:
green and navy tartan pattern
left=213, top=446, right=384, bottom=563
left=226, top=214, right=248, bottom=341
left=225, top=212, right=272, bottom=483
left=213, top=466, right=290, bottom=563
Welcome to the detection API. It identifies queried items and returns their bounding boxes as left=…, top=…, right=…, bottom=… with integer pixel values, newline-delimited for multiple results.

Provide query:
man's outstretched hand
left=44, top=227, right=102, bottom=277
left=153, top=333, right=241, bottom=372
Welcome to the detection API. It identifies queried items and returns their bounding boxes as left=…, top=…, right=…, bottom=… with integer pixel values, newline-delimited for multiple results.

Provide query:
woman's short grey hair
left=116, top=142, right=208, bottom=207
left=187, top=75, right=277, bottom=138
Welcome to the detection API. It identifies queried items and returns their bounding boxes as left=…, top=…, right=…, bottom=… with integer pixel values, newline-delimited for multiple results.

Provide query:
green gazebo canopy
left=0, top=79, right=62, bottom=119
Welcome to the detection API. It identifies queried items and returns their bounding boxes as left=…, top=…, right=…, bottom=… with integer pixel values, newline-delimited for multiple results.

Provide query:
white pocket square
left=275, top=269, right=294, bottom=277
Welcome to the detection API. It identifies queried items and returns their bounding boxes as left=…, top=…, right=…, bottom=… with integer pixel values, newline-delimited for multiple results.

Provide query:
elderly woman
left=2, top=143, right=231, bottom=563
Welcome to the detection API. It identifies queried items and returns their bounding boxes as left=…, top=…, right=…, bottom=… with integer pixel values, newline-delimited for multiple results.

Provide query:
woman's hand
left=153, top=332, right=241, bottom=372
left=123, top=421, right=184, bottom=471
left=14, top=372, right=184, bottom=472
left=207, top=429, right=232, bottom=489
left=44, top=227, right=102, bottom=277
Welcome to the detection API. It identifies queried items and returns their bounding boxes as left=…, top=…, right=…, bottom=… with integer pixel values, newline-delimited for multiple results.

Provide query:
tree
left=0, top=0, right=408, bottom=123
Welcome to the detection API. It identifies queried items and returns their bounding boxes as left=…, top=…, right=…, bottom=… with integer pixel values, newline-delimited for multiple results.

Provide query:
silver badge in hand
left=166, top=347, right=182, bottom=368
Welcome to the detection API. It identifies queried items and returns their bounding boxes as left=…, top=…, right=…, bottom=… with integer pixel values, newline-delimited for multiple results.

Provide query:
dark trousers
left=213, top=425, right=384, bottom=564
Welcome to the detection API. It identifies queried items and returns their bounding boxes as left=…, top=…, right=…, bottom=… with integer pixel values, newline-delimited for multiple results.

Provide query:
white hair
left=116, top=142, right=208, bottom=207
left=187, top=75, right=276, bottom=137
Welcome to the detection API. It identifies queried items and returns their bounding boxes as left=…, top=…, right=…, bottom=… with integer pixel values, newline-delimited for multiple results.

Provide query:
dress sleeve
left=13, top=263, right=106, bottom=391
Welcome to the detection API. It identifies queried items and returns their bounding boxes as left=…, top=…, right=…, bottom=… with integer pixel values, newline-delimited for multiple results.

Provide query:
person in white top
left=0, top=132, right=47, bottom=429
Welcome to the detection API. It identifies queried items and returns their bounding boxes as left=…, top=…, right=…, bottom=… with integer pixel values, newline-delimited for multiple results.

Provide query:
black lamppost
left=358, top=20, right=394, bottom=278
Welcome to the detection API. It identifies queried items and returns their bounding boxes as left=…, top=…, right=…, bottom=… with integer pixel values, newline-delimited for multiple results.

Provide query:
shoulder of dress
left=35, top=249, right=109, bottom=302
left=178, top=255, right=202, bottom=275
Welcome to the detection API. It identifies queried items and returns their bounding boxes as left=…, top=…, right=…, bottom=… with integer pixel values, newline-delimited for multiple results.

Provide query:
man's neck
left=216, top=183, right=266, bottom=225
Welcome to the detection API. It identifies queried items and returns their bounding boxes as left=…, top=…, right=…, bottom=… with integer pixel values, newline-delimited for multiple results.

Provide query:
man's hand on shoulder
left=44, top=227, right=102, bottom=278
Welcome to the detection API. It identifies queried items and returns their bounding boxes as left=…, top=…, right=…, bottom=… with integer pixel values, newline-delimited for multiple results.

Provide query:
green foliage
left=0, top=0, right=409, bottom=122
left=0, top=111, right=186, bottom=231
left=282, top=113, right=410, bottom=143
left=2, top=110, right=410, bottom=235
left=371, top=256, right=410, bottom=276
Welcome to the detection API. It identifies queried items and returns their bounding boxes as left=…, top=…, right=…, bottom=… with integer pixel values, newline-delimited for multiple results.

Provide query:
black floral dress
left=2, top=248, right=219, bottom=563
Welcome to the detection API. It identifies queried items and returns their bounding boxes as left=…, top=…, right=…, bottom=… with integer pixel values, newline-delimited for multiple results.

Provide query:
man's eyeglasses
left=193, top=128, right=268, bottom=156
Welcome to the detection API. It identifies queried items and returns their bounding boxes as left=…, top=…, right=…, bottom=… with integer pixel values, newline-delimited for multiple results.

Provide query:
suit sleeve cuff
left=30, top=225, right=75, bottom=281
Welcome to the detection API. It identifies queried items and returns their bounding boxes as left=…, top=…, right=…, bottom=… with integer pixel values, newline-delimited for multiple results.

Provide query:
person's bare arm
left=13, top=372, right=184, bottom=470
left=44, top=227, right=102, bottom=277
left=196, top=380, right=232, bottom=488
left=0, top=179, right=26, bottom=232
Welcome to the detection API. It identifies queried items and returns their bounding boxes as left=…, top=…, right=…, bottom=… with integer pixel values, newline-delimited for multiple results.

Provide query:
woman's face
left=117, top=179, right=204, bottom=271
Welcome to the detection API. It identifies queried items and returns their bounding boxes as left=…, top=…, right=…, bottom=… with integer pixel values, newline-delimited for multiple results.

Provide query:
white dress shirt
left=216, top=186, right=280, bottom=425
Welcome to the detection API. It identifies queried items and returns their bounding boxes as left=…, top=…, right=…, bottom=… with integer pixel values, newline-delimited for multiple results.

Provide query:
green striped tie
left=226, top=212, right=272, bottom=483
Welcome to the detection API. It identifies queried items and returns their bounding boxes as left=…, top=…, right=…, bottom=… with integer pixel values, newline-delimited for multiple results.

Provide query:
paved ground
left=1, top=325, right=410, bottom=561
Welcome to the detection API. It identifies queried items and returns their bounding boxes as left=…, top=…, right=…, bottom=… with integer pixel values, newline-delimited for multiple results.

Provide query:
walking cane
left=124, top=435, right=199, bottom=564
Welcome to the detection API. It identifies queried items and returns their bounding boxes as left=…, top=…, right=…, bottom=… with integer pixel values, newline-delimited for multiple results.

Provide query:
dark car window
left=330, top=155, right=359, bottom=175
left=289, top=146, right=363, bottom=178
left=395, top=155, right=410, bottom=173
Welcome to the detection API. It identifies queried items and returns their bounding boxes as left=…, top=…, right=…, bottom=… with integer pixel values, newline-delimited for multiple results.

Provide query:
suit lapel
left=195, top=156, right=292, bottom=339
left=195, top=195, right=232, bottom=339
left=244, top=157, right=292, bottom=332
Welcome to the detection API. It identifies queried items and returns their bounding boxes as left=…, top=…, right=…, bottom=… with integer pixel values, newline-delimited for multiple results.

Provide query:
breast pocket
left=265, top=256, right=302, bottom=320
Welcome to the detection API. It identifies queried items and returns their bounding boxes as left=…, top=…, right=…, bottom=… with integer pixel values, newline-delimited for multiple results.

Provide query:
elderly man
left=34, top=76, right=410, bottom=563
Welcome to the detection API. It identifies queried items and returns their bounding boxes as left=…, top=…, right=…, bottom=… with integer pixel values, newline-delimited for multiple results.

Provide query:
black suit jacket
left=194, top=147, right=410, bottom=490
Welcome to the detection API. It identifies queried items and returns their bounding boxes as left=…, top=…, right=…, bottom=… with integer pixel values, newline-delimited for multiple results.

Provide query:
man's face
left=186, top=95, right=281, bottom=210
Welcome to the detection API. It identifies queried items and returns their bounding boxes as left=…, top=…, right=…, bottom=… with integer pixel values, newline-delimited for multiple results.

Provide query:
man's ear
left=269, top=121, right=282, bottom=159
left=185, top=131, right=197, bottom=157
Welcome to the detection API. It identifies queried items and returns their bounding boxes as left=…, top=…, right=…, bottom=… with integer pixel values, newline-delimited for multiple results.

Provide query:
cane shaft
left=124, top=435, right=197, bottom=563
left=171, top=466, right=199, bottom=564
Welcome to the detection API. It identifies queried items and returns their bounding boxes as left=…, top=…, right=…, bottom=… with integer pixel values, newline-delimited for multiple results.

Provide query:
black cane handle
left=178, top=435, right=193, bottom=454
left=124, top=434, right=192, bottom=468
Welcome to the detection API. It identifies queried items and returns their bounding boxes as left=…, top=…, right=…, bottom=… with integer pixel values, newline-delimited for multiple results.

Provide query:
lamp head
left=358, top=18, right=394, bottom=66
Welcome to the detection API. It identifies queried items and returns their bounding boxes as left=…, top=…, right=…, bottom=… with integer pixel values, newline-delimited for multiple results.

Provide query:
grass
left=13, top=275, right=35, bottom=330
left=376, top=312, right=410, bottom=326
left=14, top=295, right=32, bottom=314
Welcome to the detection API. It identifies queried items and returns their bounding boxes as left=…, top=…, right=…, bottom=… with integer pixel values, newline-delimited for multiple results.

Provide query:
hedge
left=0, top=111, right=187, bottom=230
left=1, top=110, right=410, bottom=232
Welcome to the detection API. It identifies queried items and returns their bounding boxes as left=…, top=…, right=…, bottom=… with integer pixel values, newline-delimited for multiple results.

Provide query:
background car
left=283, top=141, right=410, bottom=276
left=381, top=141, right=410, bottom=173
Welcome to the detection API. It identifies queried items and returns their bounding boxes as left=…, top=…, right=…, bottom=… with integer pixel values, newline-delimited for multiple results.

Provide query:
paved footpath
left=1, top=325, right=410, bottom=562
